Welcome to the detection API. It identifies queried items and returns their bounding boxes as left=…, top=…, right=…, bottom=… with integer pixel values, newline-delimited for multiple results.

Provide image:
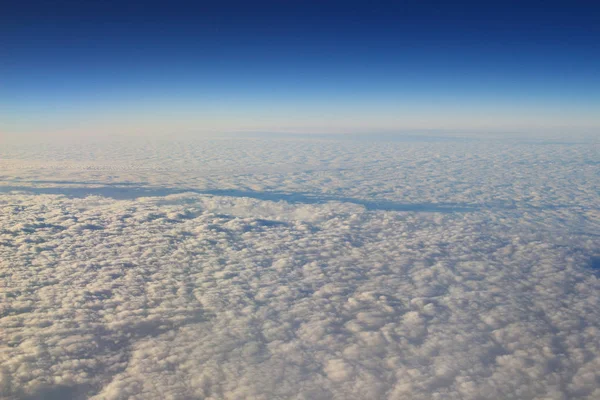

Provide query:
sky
left=2, top=0, right=600, bottom=136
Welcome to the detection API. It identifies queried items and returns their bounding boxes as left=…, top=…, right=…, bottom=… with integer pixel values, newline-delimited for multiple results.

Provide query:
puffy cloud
left=0, top=136, right=599, bottom=399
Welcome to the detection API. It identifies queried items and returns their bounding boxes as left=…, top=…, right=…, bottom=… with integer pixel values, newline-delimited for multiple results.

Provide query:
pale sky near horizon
left=2, top=1, right=599, bottom=137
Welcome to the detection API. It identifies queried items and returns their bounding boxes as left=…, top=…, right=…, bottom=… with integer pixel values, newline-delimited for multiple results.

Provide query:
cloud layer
left=1, top=136, right=599, bottom=399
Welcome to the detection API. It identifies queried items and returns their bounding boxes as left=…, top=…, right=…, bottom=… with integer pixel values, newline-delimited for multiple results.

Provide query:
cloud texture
left=1, top=136, right=599, bottom=399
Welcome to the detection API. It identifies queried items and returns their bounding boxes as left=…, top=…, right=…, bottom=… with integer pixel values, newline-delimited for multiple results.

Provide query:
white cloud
left=0, top=136, right=599, bottom=399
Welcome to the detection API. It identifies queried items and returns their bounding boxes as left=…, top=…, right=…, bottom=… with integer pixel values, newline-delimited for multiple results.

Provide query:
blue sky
left=2, top=0, right=599, bottom=136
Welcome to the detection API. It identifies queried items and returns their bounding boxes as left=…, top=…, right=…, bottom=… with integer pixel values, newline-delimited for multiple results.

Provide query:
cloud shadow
left=589, top=256, right=600, bottom=274
left=0, top=185, right=479, bottom=213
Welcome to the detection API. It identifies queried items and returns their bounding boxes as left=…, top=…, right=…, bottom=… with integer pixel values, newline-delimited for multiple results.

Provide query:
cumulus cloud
left=0, top=136, right=599, bottom=399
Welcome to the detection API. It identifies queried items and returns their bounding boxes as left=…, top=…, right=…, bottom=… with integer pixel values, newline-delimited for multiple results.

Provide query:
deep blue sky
left=2, top=0, right=599, bottom=136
